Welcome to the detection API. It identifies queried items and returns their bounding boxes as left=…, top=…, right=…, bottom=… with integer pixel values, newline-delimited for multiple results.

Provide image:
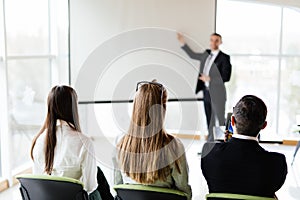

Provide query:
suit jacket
left=201, top=138, right=287, bottom=198
left=181, top=44, right=232, bottom=96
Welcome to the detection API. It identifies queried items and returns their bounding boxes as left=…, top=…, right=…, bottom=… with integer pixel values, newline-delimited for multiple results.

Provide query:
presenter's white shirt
left=203, top=49, right=220, bottom=87
left=32, top=120, right=98, bottom=194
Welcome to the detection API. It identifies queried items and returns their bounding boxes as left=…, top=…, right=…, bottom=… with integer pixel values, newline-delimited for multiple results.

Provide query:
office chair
left=206, top=193, right=276, bottom=200
left=114, top=184, right=188, bottom=200
left=16, top=174, right=88, bottom=200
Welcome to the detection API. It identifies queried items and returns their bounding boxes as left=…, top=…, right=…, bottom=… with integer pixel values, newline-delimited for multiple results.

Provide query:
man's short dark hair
left=233, top=95, right=267, bottom=136
left=211, top=33, right=222, bottom=39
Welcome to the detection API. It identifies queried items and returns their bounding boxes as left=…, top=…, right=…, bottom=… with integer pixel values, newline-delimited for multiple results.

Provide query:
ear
left=231, top=116, right=235, bottom=127
left=261, top=121, right=267, bottom=130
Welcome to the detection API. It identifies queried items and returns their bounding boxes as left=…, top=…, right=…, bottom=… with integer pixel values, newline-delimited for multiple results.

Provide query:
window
left=279, top=57, right=300, bottom=134
left=282, top=7, right=300, bottom=54
left=7, top=59, right=50, bottom=169
left=5, top=0, right=49, bottom=55
left=217, top=0, right=281, bottom=55
left=217, top=0, right=300, bottom=138
left=228, top=56, right=279, bottom=132
left=0, top=0, right=69, bottom=183
left=0, top=0, right=5, bottom=179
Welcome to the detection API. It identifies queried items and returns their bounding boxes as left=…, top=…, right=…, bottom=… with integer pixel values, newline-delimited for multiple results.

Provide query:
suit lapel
left=208, top=51, right=222, bottom=75
left=214, top=51, right=222, bottom=64
left=203, top=50, right=222, bottom=75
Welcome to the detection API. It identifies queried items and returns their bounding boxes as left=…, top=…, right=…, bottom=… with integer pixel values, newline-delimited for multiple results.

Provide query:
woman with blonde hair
left=31, top=86, right=113, bottom=200
left=115, top=80, right=192, bottom=199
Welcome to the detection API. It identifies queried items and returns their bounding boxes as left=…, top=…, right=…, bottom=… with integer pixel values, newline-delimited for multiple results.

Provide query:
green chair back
left=16, top=174, right=88, bottom=200
left=206, top=193, right=276, bottom=200
left=114, top=184, right=188, bottom=200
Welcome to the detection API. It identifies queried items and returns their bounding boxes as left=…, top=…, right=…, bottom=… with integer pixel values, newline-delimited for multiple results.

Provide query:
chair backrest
left=114, top=184, right=187, bottom=200
left=206, top=193, right=276, bottom=200
left=16, top=174, right=88, bottom=200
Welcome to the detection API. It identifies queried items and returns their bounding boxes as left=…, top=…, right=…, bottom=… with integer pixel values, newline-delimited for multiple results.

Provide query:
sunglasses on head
left=136, top=81, right=164, bottom=99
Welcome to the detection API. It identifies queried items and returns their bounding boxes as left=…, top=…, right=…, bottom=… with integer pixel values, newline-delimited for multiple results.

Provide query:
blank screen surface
left=70, top=0, right=216, bottom=102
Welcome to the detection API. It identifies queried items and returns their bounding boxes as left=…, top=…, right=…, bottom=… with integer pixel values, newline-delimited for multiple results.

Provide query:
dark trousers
left=203, top=88, right=225, bottom=141
left=96, top=167, right=114, bottom=200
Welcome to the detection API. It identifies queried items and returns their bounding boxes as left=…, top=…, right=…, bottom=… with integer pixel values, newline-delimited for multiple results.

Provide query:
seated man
left=201, top=95, right=287, bottom=198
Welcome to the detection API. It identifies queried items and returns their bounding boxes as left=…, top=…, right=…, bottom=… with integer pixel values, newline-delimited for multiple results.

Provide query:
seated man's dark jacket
left=201, top=137, right=287, bottom=198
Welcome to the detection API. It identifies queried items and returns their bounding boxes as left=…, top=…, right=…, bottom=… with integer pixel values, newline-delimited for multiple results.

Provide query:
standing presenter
left=177, top=33, right=232, bottom=141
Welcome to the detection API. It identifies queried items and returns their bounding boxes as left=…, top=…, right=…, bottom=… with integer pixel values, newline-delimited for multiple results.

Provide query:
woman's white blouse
left=32, top=121, right=98, bottom=194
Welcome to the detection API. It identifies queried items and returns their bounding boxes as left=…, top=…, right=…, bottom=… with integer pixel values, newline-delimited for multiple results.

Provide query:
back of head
left=46, top=85, right=81, bottom=129
left=31, top=85, right=81, bottom=174
left=118, top=80, right=181, bottom=184
left=233, top=95, right=267, bottom=137
left=131, top=79, right=167, bottom=135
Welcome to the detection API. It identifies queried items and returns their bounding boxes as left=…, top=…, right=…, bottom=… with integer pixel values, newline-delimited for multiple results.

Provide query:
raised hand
left=177, top=32, right=185, bottom=45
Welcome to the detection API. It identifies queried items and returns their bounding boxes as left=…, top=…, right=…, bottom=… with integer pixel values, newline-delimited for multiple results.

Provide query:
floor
left=1, top=138, right=300, bottom=200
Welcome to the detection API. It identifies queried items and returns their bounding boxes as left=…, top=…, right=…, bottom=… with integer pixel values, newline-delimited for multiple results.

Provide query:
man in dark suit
left=177, top=33, right=232, bottom=141
left=201, top=95, right=287, bottom=198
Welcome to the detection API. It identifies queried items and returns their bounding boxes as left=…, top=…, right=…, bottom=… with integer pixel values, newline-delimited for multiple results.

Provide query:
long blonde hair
left=118, top=80, right=181, bottom=184
left=30, top=86, right=81, bottom=174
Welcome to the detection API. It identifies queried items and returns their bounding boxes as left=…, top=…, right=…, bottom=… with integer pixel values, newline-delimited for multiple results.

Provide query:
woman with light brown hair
left=115, top=80, right=192, bottom=199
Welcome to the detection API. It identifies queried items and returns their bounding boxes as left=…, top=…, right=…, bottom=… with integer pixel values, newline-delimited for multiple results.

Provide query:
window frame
left=0, top=0, right=69, bottom=186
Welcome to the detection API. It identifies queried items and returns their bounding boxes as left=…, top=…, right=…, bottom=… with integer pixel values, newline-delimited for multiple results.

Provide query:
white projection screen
left=70, top=0, right=216, bottom=102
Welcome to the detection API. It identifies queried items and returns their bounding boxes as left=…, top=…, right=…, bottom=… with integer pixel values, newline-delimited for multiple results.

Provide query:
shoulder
left=115, top=133, right=126, bottom=145
left=76, top=131, right=92, bottom=143
left=63, top=128, right=94, bottom=153
left=261, top=150, right=287, bottom=173
left=33, top=134, right=44, bottom=156
left=33, top=131, right=47, bottom=153
left=165, top=133, right=187, bottom=159
left=35, top=132, right=46, bottom=144
left=76, top=132, right=94, bottom=149
left=74, top=133, right=96, bottom=161
left=252, top=144, right=287, bottom=166
left=201, top=142, right=224, bottom=158
left=263, top=150, right=286, bottom=163
left=166, top=134, right=188, bottom=165
left=167, top=133, right=185, bottom=148
left=66, top=127, right=91, bottom=142
left=219, top=51, right=230, bottom=58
